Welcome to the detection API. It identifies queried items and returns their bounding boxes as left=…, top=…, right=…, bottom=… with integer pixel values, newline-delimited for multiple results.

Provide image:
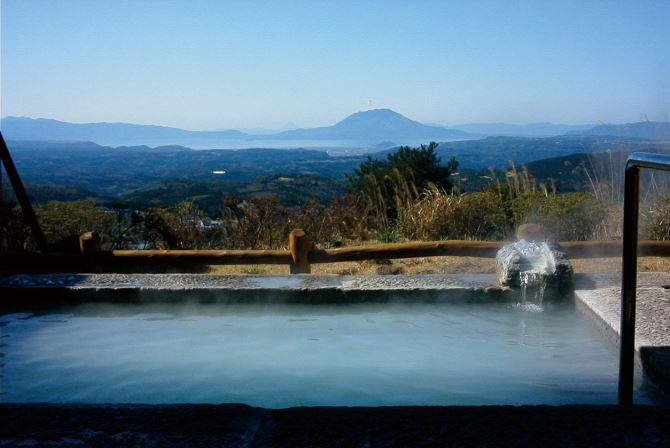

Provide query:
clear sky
left=1, top=0, right=669, bottom=130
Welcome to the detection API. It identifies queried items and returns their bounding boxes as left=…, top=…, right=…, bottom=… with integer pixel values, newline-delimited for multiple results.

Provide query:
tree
left=34, top=201, right=115, bottom=251
left=347, top=142, right=459, bottom=222
left=144, top=201, right=203, bottom=249
left=349, top=142, right=458, bottom=193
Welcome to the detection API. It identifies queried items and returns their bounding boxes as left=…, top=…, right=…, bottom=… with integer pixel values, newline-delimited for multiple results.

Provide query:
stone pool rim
left=0, top=273, right=514, bottom=307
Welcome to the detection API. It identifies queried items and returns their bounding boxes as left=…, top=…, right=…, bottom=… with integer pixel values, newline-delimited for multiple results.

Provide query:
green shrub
left=396, top=189, right=610, bottom=242
left=0, top=204, right=31, bottom=251
left=396, top=189, right=508, bottom=241
left=35, top=200, right=116, bottom=251
left=511, top=192, right=609, bottom=241
left=144, top=201, right=204, bottom=249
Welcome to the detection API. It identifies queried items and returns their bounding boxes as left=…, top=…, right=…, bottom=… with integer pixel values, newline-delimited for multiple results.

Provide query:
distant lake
left=97, top=137, right=479, bottom=154
left=189, top=139, right=386, bottom=150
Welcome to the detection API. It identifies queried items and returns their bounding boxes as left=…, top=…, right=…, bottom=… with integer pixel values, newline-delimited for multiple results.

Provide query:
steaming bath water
left=0, top=301, right=662, bottom=407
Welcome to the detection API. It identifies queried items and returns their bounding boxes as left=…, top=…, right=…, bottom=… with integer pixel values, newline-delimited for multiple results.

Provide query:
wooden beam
left=560, top=240, right=670, bottom=258
left=3, top=240, right=670, bottom=275
left=309, top=240, right=504, bottom=262
left=560, top=241, right=622, bottom=258
left=638, top=240, right=670, bottom=257
left=108, top=249, right=292, bottom=266
left=0, top=132, right=48, bottom=251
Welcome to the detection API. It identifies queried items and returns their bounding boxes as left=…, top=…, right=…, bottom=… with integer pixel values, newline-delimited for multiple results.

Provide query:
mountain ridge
left=569, top=121, right=670, bottom=140
left=4, top=113, right=669, bottom=149
left=266, top=109, right=473, bottom=140
left=0, top=110, right=475, bottom=147
left=445, top=122, right=594, bottom=137
left=0, top=116, right=248, bottom=145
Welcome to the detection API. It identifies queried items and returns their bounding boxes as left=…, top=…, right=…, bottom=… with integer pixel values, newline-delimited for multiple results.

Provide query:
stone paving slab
left=575, top=287, right=670, bottom=348
left=0, top=273, right=511, bottom=308
left=574, top=273, right=670, bottom=350
left=0, top=273, right=502, bottom=291
left=574, top=272, right=670, bottom=290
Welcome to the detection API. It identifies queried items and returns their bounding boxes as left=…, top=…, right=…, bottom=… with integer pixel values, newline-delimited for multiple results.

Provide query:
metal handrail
left=619, top=152, right=670, bottom=405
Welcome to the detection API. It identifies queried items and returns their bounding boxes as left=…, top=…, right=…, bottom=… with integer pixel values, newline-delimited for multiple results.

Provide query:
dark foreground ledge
left=2, top=403, right=670, bottom=447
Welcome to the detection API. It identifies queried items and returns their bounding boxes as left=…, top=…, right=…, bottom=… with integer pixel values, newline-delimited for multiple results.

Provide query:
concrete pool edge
left=2, top=403, right=670, bottom=447
left=0, top=272, right=505, bottom=291
left=0, top=273, right=514, bottom=306
left=573, top=272, right=670, bottom=395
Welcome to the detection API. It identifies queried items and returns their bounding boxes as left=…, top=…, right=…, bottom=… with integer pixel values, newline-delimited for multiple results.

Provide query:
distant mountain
left=279, top=122, right=299, bottom=131
left=1, top=111, right=474, bottom=148
left=265, top=109, right=475, bottom=141
left=445, top=122, right=593, bottom=137
left=570, top=121, right=670, bottom=140
left=5, top=140, right=192, bottom=153
left=0, top=116, right=248, bottom=147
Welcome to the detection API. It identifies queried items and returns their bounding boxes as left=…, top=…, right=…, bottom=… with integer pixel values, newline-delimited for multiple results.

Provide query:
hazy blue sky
left=2, top=0, right=669, bottom=129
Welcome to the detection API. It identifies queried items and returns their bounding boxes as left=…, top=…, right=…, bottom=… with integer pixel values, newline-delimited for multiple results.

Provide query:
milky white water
left=0, top=301, right=663, bottom=407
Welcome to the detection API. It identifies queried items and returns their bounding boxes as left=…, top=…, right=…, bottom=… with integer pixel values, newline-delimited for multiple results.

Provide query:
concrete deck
left=2, top=403, right=670, bottom=447
left=0, top=272, right=504, bottom=292
left=574, top=272, right=670, bottom=393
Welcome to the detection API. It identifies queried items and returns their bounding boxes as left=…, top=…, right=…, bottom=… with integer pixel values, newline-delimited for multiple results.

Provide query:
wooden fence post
left=289, top=229, right=310, bottom=274
left=79, top=232, right=102, bottom=273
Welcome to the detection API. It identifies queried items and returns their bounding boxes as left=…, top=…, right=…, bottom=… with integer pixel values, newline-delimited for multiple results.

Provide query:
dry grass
left=208, top=256, right=670, bottom=275
left=571, top=257, right=670, bottom=273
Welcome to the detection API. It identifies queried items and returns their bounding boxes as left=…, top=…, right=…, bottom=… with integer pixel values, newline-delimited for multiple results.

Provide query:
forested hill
left=6, top=135, right=670, bottom=200
left=5, top=140, right=362, bottom=196
left=432, top=135, right=670, bottom=169
left=570, top=121, right=670, bottom=140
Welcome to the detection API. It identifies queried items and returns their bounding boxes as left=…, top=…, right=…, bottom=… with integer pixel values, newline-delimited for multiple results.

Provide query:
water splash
left=497, top=237, right=574, bottom=302
left=513, top=240, right=556, bottom=311
left=519, top=272, right=546, bottom=312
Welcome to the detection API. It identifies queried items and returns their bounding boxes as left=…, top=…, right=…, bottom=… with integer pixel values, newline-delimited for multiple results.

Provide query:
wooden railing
left=2, top=229, right=670, bottom=275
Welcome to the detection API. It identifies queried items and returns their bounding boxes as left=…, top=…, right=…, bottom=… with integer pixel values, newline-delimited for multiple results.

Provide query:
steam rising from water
left=1, top=300, right=659, bottom=406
